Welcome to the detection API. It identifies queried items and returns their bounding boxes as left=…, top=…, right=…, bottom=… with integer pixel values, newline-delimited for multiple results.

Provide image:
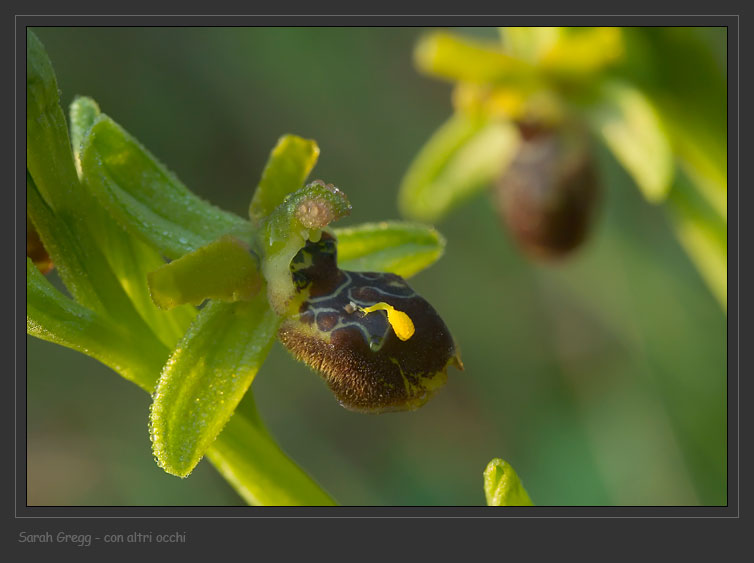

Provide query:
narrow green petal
left=399, top=113, right=519, bottom=223
left=148, top=235, right=262, bottom=309
left=150, top=297, right=280, bottom=477
left=333, top=221, right=445, bottom=278
left=414, top=31, right=539, bottom=86
left=249, top=135, right=320, bottom=223
left=27, top=259, right=168, bottom=392
left=80, top=115, right=252, bottom=259
left=484, top=458, right=534, bottom=506
left=586, top=80, right=674, bottom=203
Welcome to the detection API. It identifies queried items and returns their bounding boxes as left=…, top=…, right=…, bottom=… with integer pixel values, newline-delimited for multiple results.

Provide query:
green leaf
left=585, top=80, right=674, bottom=203
left=27, top=172, right=163, bottom=339
left=150, top=297, right=279, bottom=477
left=28, top=32, right=191, bottom=349
left=27, top=35, right=137, bottom=318
left=80, top=115, right=252, bottom=259
left=69, top=97, right=196, bottom=347
left=70, top=96, right=101, bottom=177
left=249, top=135, right=320, bottom=224
left=333, top=221, right=445, bottom=278
left=484, top=458, right=534, bottom=506
left=27, top=259, right=169, bottom=392
left=399, top=113, right=519, bottom=223
left=26, top=30, right=82, bottom=215
left=414, top=31, right=539, bottom=86
left=667, top=170, right=727, bottom=311
left=207, top=401, right=336, bottom=506
left=148, top=235, right=262, bottom=309
left=27, top=171, right=104, bottom=312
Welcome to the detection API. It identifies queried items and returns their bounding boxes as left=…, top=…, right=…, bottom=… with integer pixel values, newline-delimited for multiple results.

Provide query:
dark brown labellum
left=278, top=232, right=462, bottom=413
left=496, top=123, right=600, bottom=260
left=27, top=215, right=53, bottom=274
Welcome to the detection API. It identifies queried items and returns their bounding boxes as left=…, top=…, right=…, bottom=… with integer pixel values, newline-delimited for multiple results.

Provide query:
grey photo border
left=13, top=11, right=740, bottom=527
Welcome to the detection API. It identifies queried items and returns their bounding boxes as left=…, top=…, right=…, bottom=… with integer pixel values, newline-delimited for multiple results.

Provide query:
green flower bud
left=278, top=232, right=462, bottom=413
left=495, top=122, right=600, bottom=259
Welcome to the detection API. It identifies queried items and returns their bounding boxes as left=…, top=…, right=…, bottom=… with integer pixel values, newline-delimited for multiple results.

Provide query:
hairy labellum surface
left=278, top=232, right=462, bottom=413
left=496, top=124, right=600, bottom=259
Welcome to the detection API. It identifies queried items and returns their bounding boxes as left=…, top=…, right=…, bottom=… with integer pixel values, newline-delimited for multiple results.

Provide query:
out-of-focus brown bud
left=496, top=122, right=600, bottom=260
left=27, top=215, right=53, bottom=274
left=278, top=232, right=462, bottom=413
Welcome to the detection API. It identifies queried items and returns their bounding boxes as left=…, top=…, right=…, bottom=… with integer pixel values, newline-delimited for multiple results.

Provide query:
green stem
left=208, top=410, right=336, bottom=506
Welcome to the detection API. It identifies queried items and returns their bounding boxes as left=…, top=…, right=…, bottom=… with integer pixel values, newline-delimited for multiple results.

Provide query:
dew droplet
left=369, top=335, right=382, bottom=352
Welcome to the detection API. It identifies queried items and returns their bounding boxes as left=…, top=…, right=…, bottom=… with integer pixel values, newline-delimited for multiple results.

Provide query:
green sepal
left=537, top=27, right=624, bottom=78
left=414, top=31, right=539, bottom=86
left=79, top=114, right=252, bottom=259
left=148, top=235, right=263, bottom=309
left=26, top=259, right=169, bottom=393
left=398, top=113, right=519, bottom=223
left=249, top=135, right=320, bottom=224
left=149, top=297, right=280, bottom=477
left=484, top=458, right=534, bottom=506
left=499, top=26, right=563, bottom=62
left=584, top=80, right=674, bottom=203
left=333, top=221, right=446, bottom=278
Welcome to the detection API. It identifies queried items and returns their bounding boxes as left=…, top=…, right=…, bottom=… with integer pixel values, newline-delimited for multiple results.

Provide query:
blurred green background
left=26, top=27, right=726, bottom=506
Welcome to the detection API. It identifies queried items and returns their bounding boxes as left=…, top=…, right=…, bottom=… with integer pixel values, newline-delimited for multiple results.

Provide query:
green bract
left=25, top=30, right=452, bottom=503
left=150, top=297, right=279, bottom=477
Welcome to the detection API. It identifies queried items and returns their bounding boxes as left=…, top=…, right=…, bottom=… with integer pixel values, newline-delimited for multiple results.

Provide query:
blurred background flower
left=27, top=27, right=726, bottom=506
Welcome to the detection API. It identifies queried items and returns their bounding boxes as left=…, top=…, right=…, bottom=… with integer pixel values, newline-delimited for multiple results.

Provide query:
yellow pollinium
left=358, top=302, right=416, bottom=341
